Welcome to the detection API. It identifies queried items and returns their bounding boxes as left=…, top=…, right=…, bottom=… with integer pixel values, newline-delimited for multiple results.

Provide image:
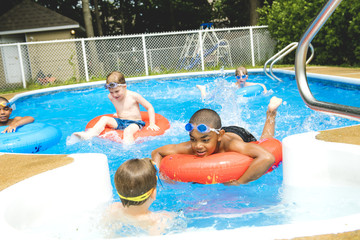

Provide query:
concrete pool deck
left=0, top=66, right=360, bottom=239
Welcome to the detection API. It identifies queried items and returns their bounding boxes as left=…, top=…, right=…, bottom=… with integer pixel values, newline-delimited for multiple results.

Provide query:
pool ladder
left=264, top=42, right=314, bottom=82
left=295, top=0, right=360, bottom=120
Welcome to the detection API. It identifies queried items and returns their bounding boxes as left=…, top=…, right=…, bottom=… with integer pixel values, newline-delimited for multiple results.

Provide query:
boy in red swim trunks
left=151, top=96, right=282, bottom=185
left=73, top=71, right=159, bottom=144
left=0, top=96, right=34, bottom=133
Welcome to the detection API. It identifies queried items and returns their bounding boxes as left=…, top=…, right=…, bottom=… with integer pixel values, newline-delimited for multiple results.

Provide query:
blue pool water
left=8, top=71, right=360, bottom=233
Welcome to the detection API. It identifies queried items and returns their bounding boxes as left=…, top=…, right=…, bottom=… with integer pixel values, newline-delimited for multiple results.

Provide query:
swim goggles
left=235, top=74, right=247, bottom=80
left=118, top=188, right=154, bottom=202
left=185, top=123, right=220, bottom=134
left=104, top=82, right=126, bottom=89
left=0, top=101, right=10, bottom=108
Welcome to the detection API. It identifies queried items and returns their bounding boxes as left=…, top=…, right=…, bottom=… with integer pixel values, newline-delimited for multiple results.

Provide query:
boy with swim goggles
left=0, top=97, right=34, bottom=133
left=104, top=158, right=174, bottom=235
left=152, top=98, right=282, bottom=185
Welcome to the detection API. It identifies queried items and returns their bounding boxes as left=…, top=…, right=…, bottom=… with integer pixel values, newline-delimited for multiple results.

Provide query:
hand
left=147, top=123, right=160, bottom=131
left=2, top=125, right=17, bottom=133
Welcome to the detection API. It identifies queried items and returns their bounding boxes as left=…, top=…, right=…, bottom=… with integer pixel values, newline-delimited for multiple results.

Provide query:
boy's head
left=106, top=71, right=126, bottom=85
left=235, top=66, right=248, bottom=84
left=0, top=97, right=12, bottom=124
left=114, top=158, right=157, bottom=207
left=105, top=71, right=127, bottom=99
left=186, top=109, right=224, bottom=157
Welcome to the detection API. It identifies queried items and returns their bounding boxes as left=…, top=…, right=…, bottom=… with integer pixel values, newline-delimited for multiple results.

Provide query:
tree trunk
left=82, top=0, right=95, bottom=37
left=94, top=0, right=104, bottom=36
left=250, top=0, right=260, bottom=26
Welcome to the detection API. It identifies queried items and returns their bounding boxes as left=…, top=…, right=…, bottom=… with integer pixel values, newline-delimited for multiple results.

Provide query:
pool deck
left=1, top=66, right=360, bottom=240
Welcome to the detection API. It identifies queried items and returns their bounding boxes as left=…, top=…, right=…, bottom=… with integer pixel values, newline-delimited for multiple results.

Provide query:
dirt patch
left=0, top=154, right=73, bottom=191
left=316, top=125, right=360, bottom=146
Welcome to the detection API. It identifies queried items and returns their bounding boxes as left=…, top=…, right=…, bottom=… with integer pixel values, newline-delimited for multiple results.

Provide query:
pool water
left=9, top=71, right=360, bottom=235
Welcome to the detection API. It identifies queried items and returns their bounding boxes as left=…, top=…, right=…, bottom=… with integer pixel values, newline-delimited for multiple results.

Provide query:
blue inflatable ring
left=236, top=85, right=264, bottom=97
left=0, top=123, right=62, bottom=153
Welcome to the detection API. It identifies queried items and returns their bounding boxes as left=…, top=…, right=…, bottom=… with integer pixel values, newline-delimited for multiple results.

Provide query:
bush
left=258, top=0, right=360, bottom=66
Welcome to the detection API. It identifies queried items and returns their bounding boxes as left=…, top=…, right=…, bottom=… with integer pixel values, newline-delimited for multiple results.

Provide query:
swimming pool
left=6, top=69, right=360, bottom=237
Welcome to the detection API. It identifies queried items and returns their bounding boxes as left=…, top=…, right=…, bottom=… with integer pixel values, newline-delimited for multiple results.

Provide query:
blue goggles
left=104, top=82, right=126, bottom=89
left=185, top=123, right=220, bottom=134
left=235, top=74, right=247, bottom=80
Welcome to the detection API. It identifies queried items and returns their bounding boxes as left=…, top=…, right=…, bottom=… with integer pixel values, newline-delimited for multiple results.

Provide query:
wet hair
left=114, top=158, right=157, bottom=207
left=235, top=66, right=248, bottom=76
left=0, top=96, right=9, bottom=103
left=106, top=71, right=126, bottom=84
left=189, top=108, right=222, bottom=129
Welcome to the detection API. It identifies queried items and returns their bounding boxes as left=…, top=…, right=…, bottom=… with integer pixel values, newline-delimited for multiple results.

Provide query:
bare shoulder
left=221, top=133, right=247, bottom=152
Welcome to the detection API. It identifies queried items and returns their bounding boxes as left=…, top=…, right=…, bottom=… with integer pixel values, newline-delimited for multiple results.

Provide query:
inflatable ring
left=159, top=138, right=282, bottom=184
left=0, top=123, right=62, bottom=153
left=236, top=85, right=264, bottom=97
left=86, top=112, right=170, bottom=143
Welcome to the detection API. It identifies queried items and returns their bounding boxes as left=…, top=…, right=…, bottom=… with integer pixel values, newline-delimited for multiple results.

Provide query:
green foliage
left=258, top=0, right=360, bottom=66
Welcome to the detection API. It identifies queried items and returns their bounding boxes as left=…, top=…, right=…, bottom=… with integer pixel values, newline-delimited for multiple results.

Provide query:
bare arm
left=151, top=142, right=192, bottom=167
left=2, top=116, right=34, bottom=133
left=135, top=93, right=159, bottom=131
left=224, top=140, right=275, bottom=185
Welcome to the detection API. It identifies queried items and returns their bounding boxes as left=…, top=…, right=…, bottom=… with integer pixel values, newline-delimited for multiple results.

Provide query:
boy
left=152, top=96, right=282, bottom=185
left=73, top=71, right=159, bottom=144
left=104, top=158, right=175, bottom=236
left=196, top=66, right=267, bottom=99
left=0, top=96, right=34, bottom=133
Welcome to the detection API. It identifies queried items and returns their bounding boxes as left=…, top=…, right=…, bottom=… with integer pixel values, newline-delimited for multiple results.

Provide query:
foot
left=196, top=85, right=207, bottom=99
left=268, top=96, right=282, bottom=112
left=73, top=131, right=94, bottom=140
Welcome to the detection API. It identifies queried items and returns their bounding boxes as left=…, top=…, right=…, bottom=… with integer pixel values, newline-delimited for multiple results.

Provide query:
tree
left=258, top=0, right=360, bottom=66
left=94, top=0, right=104, bottom=36
left=82, top=0, right=95, bottom=37
left=250, top=0, right=260, bottom=26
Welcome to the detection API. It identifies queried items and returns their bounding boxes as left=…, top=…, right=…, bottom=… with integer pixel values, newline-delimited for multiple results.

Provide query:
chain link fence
left=0, top=26, right=276, bottom=91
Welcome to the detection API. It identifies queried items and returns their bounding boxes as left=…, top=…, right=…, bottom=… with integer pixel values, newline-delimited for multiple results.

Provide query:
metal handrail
left=270, top=44, right=314, bottom=82
left=264, top=42, right=297, bottom=81
left=295, top=0, right=360, bottom=120
left=264, top=42, right=314, bottom=82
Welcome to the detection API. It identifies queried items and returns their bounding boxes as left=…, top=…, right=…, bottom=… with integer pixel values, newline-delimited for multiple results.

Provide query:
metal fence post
left=81, top=39, right=90, bottom=82
left=199, top=30, right=205, bottom=71
left=142, top=35, right=149, bottom=76
left=17, top=43, right=26, bottom=88
left=249, top=27, right=255, bottom=67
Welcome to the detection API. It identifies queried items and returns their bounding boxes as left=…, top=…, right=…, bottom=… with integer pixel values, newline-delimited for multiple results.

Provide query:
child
left=196, top=66, right=267, bottom=99
left=0, top=97, right=34, bottom=133
left=152, top=96, right=282, bottom=185
left=104, top=158, right=175, bottom=236
left=73, top=71, right=160, bottom=144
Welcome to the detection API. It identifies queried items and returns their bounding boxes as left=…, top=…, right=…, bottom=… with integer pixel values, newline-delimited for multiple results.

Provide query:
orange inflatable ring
left=85, top=112, right=170, bottom=143
left=159, top=138, right=282, bottom=184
